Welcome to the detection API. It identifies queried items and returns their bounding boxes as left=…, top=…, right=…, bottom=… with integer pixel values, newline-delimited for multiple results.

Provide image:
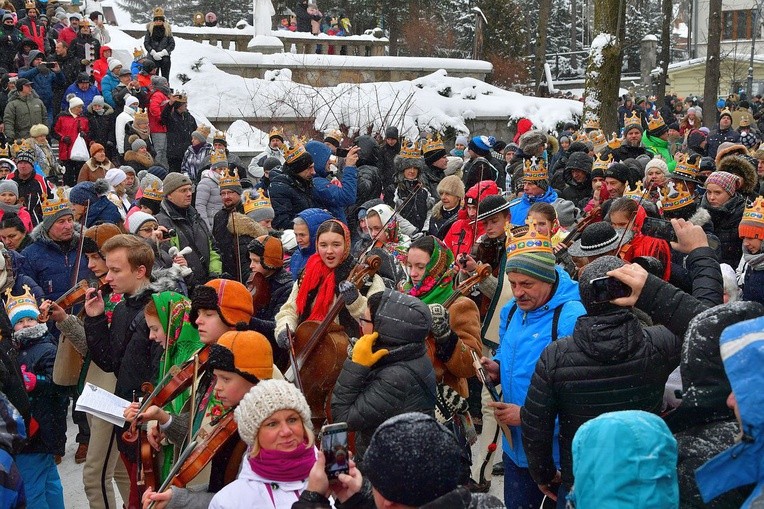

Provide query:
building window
left=723, top=9, right=754, bottom=40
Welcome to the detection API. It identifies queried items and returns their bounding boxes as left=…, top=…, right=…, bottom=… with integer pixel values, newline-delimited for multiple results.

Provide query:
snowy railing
left=120, top=27, right=387, bottom=55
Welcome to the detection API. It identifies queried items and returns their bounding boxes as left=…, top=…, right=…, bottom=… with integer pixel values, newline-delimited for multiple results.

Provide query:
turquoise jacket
left=496, top=266, right=585, bottom=467
left=568, top=410, right=679, bottom=508
left=509, top=186, right=559, bottom=226
left=696, top=316, right=764, bottom=508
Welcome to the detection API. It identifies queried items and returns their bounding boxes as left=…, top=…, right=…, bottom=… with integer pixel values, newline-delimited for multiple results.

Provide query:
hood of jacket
left=99, top=45, right=112, bottom=59
left=88, top=102, right=114, bottom=116
left=374, top=289, right=431, bottom=348
left=570, top=410, right=678, bottom=508
left=305, top=140, right=331, bottom=177
left=121, top=103, right=136, bottom=116
left=146, top=21, right=172, bottom=36
left=717, top=154, right=758, bottom=195
left=522, top=184, right=559, bottom=206
left=227, top=212, right=268, bottom=239
left=296, top=208, right=333, bottom=257
left=356, top=135, right=380, bottom=167
left=420, top=486, right=505, bottom=509
left=572, top=310, right=644, bottom=363
left=701, top=191, right=744, bottom=220
left=7, top=88, right=41, bottom=102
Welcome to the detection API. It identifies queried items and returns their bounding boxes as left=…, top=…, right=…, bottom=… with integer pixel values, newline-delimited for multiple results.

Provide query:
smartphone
left=161, top=228, right=176, bottom=239
left=589, top=276, right=632, bottom=304
left=641, top=217, right=677, bottom=243
left=320, top=422, right=349, bottom=479
left=44, top=62, right=56, bottom=69
left=336, top=147, right=349, bottom=158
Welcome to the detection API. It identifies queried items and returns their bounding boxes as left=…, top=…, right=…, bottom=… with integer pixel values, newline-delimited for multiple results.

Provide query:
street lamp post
left=748, top=1, right=764, bottom=97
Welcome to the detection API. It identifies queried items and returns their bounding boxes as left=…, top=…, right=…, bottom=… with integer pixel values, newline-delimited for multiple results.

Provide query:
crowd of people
left=0, top=3, right=758, bottom=509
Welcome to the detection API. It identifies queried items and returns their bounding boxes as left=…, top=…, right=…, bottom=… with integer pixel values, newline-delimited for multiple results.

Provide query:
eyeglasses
left=139, top=225, right=159, bottom=233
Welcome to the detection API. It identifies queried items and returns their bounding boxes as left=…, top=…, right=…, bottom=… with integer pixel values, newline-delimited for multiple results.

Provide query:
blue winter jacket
left=696, top=315, right=764, bottom=508
left=509, top=186, right=559, bottom=226
left=289, top=207, right=333, bottom=279
left=496, top=265, right=585, bottom=467
left=18, top=66, right=64, bottom=111
left=85, top=196, right=123, bottom=227
left=569, top=410, right=679, bottom=508
left=306, top=141, right=357, bottom=224
left=100, top=71, right=120, bottom=108
left=60, top=82, right=99, bottom=111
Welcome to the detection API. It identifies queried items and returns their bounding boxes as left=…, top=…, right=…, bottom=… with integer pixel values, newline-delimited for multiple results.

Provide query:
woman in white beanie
left=209, top=379, right=316, bottom=509
left=105, top=167, right=130, bottom=217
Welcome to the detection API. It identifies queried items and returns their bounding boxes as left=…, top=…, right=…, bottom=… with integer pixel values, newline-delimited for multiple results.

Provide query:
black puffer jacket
left=521, top=310, right=682, bottom=488
left=378, top=139, right=399, bottom=191
left=161, top=103, right=196, bottom=161
left=348, top=136, right=383, bottom=234
left=269, top=169, right=315, bottom=230
left=331, top=289, right=436, bottom=457
left=211, top=203, right=245, bottom=280
left=558, top=166, right=592, bottom=205
left=700, top=192, right=745, bottom=267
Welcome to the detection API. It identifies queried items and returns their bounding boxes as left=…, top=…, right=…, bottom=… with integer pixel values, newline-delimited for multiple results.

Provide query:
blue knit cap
left=68, top=181, right=99, bottom=206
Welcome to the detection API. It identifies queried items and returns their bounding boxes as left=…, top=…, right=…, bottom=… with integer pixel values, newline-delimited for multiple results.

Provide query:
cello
left=289, top=255, right=381, bottom=427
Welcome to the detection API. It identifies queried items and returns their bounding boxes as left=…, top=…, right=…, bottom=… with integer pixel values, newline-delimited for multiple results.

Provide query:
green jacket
left=641, top=131, right=677, bottom=172
left=3, top=89, right=47, bottom=140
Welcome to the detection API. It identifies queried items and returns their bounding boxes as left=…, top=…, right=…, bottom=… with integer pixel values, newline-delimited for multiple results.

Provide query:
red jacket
left=59, top=26, right=77, bottom=46
left=92, top=45, right=112, bottom=88
left=0, top=207, right=33, bottom=232
left=18, top=19, right=45, bottom=55
left=53, top=112, right=89, bottom=161
left=148, top=89, right=168, bottom=133
left=443, top=180, right=498, bottom=257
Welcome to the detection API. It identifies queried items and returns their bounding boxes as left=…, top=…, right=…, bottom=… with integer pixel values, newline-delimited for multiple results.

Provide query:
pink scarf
left=248, top=444, right=315, bottom=483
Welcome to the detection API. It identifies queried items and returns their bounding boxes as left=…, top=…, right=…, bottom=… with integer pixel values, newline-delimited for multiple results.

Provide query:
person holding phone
left=208, top=379, right=316, bottom=509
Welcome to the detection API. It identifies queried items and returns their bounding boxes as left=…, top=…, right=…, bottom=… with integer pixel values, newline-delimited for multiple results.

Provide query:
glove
left=351, top=332, right=388, bottom=368
left=338, top=280, right=359, bottom=306
left=428, top=303, right=451, bottom=343
left=276, top=329, right=289, bottom=349
left=20, top=365, right=36, bottom=392
left=158, top=49, right=169, bottom=58
left=150, top=50, right=160, bottom=60
left=81, top=59, right=90, bottom=66
left=62, top=136, right=71, bottom=145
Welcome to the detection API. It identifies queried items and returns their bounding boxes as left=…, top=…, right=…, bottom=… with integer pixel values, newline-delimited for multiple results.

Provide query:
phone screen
left=590, top=276, right=632, bottom=304
left=321, top=423, right=349, bottom=479
left=641, top=217, right=677, bottom=243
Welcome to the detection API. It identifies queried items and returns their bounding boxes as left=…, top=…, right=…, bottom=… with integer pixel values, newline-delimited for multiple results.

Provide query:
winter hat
left=740, top=130, right=758, bottom=149
left=505, top=224, right=556, bottom=284
left=14, top=150, right=35, bottom=165
left=455, top=135, right=469, bottom=147
left=29, top=124, right=48, bottom=137
left=218, top=168, right=242, bottom=195
left=519, top=130, right=548, bottom=156
left=719, top=108, right=733, bottom=121
left=127, top=211, right=156, bottom=235
left=41, top=189, right=73, bottom=233
left=476, top=194, right=511, bottom=222
left=243, top=189, right=274, bottom=223
left=131, top=138, right=147, bottom=151
left=1, top=13, right=12, bottom=22
left=235, top=379, right=312, bottom=451
left=150, top=75, right=168, bottom=89
left=89, top=143, right=105, bottom=157
left=704, top=171, right=740, bottom=197
left=14, top=78, right=30, bottom=92
left=191, top=125, right=211, bottom=144
left=262, top=157, right=281, bottom=174
left=444, top=156, right=463, bottom=177
left=91, top=95, right=106, bottom=109
left=208, top=330, right=274, bottom=386
left=190, top=279, right=254, bottom=327
left=108, top=58, right=122, bottom=71
left=83, top=223, right=122, bottom=255
left=141, top=59, right=156, bottom=73
left=125, top=95, right=140, bottom=108
left=568, top=222, right=629, bottom=258
left=513, top=118, right=533, bottom=143
left=699, top=157, right=716, bottom=173
left=566, top=152, right=593, bottom=174
left=4, top=285, right=39, bottom=327
left=468, top=135, right=496, bottom=158
left=739, top=196, right=764, bottom=239
left=364, top=413, right=462, bottom=506
left=578, top=256, right=627, bottom=314
left=384, top=126, right=398, bottom=139
left=163, top=173, right=192, bottom=196
left=436, top=175, right=465, bottom=199
left=0, top=180, right=17, bottom=198
left=139, top=173, right=162, bottom=194
left=105, top=168, right=127, bottom=187
left=68, top=96, right=84, bottom=110
left=68, top=181, right=100, bottom=205
left=604, top=163, right=631, bottom=184
left=119, top=67, right=132, bottom=77
left=76, top=72, right=90, bottom=84
left=247, top=235, right=284, bottom=270
left=644, top=155, right=669, bottom=178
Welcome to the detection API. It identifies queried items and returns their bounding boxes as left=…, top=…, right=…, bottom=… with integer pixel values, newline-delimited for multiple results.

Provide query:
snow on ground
left=102, top=23, right=581, bottom=149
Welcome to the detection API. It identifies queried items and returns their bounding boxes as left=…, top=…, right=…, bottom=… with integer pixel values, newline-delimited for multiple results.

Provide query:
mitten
left=351, top=332, right=388, bottom=367
left=338, top=280, right=359, bottom=306
left=428, top=303, right=451, bottom=343
left=62, top=136, right=71, bottom=145
left=276, top=329, right=290, bottom=349
left=20, top=365, right=36, bottom=392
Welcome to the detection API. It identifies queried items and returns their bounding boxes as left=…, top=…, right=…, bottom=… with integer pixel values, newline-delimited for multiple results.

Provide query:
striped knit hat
left=739, top=196, right=764, bottom=240
left=505, top=222, right=556, bottom=284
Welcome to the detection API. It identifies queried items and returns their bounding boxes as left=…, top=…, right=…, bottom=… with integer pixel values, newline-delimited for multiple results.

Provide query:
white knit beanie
left=234, top=379, right=312, bottom=449
left=644, top=155, right=669, bottom=177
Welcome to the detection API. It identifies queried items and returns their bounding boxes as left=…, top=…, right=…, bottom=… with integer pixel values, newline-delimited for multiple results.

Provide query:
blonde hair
left=249, top=411, right=315, bottom=457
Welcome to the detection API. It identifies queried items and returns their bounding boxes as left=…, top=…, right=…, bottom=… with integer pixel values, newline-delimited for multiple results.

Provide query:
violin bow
left=146, top=439, right=198, bottom=509
left=71, top=198, right=90, bottom=287
left=285, top=325, right=304, bottom=393
left=189, top=354, right=199, bottom=446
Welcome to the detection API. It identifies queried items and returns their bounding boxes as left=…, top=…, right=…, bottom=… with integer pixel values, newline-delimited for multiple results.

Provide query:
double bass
left=289, top=255, right=381, bottom=427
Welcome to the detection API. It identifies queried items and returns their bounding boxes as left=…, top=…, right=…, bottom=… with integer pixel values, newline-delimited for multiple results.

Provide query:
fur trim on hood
left=717, top=154, right=757, bottom=195
left=146, top=21, right=172, bottom=36
left=688, top=207, right=711, bottom=227
left=124, top=150, right=154, bottom=169
left=30, top=221, right=82, bottom=245
left=87, top=102, right=114, bottom=116
left=131, top=264, right=188, bottom=300
left=227, top=212, right=268, bottom=239
left=394, top=154, right=425, bottom=175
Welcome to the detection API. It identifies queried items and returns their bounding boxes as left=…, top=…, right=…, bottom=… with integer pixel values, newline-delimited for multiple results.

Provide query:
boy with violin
left=134, top=330, right=275, bottom=509
left=456, top=194, right=513, bottom=492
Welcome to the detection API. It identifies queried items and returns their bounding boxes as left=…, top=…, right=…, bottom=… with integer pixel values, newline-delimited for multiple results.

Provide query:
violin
left=554, top=206, right=601, bottom=261
left=38, top=275, right=109, bottom=322
left=245, top=271, right=271, bottom=316
left=291, top=255, right=381, bottom=427
left=171, top=410, right=239, bottom=488
left=132, top=382, right=159, bottom=491
left=443, top=263, right=492, bottom=309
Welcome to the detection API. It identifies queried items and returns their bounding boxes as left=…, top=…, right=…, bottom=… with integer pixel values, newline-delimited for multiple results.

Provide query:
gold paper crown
left=661, top=181, right=694, bottom=211
left=133, top=47, right=144, bottom=58
left=172, top=92, right=187, bottom=103
left=284, top=135, right=308, bottom=164
left=740, top=114, right=751, bottom=127
left=269, top=126, right=285, bottom=141
left=133, top=108, right=148, bottom=123
left=153, top=7, right=165, bottom=18
left=142, top=180, right=163, bottom=201
left=219, top=168, right=241, bottom=188
left=195, top=125, right=211, bottom=140
left=592, top=153, right=613, bottom=171
left=673, top=152, right=701, bottom=180
left=741, top=196, right=764, bottom=238
left=623, top=180, right=646, bottom=202
left=398, top=138, right=422, bottom=159
left=325, top=129, right=343, bottom=142
left=647, top=112, right=666, bottom=132
left=24, top=0, right=35, bottom=10
left=210, top=149, right=228, bottom=168
left=607, top=132, right=623, bottom=150
left=42, top=188, right=72, bottom=219
left=4, top=285, right=38, bottom=323
left=421, top=133, right=445, bottom=155
left=583, top=117, right=601, bottom=130
left=573, top=131, right=590, bottom=144
left=624, top=110, right=642, bottom=130
left=523, top=156, right=548, bottom=182
left=212, top=130, right=227, bottom=143
left=243, top=189, right=271, bottom=215
left=505, top=220, right=553, bottom=259
left=79, top=19, right=91, bottom=28
left=589, top=130, right=606, bottom=149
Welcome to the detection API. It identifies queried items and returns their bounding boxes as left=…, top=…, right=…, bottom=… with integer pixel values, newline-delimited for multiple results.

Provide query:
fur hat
left=436, top=175, right=465, bottom=199
left=190, top=279, right=254, bottom=327
left=235, top=379, right=312, bottom=450
left=29, top=124, right=48, bottom=138
left=83, top=223, right=122, bottom=255
left=247, top=235, right=283, bottom=270
left=717, top=154, right=757, bottom=195
left=519, top=130, right=548, bottom=156
left=208, top=330, right=273, bottom=385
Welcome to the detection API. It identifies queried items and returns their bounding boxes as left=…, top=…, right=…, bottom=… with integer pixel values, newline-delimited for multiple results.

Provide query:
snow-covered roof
left=668, top=53, right=764, bottom=71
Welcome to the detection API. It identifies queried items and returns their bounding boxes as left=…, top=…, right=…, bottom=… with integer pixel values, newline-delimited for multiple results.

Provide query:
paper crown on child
left=194, top=125, right=211, bottom=140
left=209, top=150, right=229, bottom=170
left=212, top=130, right=227, bottom=144
left=269, top=126, right=285, bottom=141
left=133, top=47, right=144, bottom=58
left=623, top=180, right=646, bottom=202
left=5, top=285, right=39, bottom=327
left=647, top=112, right=666, bottom=132
left=673, top=153, right=702, bottom=183
left=42, top=188, right=72, bottom=219
left=623, top=110, right=642, bottom=130
left=142, top=180, right=163, bottom=201
left=607, top=132, right=623, bottom=150
left=661, top=181, right=694, bottom=211
left=523, top=156, right=548, bottom=182
left=133, top=108, right=149, bottom=123
left=582, top=117, right=600, bottom=130
left=505, top=220, right=553, bottom=259
left=592, top=153, right=613, bottom=171
left=284, top=136, right=308, bottom=164
left=739, top=196, right=764, bottom=239
left=24, top=0, right=35, bottom=11
left=398, top=138, right=422, bottom=160
left=421, top=133, right=445, bottom=155
left=243, top=189, right=271, bottom=216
